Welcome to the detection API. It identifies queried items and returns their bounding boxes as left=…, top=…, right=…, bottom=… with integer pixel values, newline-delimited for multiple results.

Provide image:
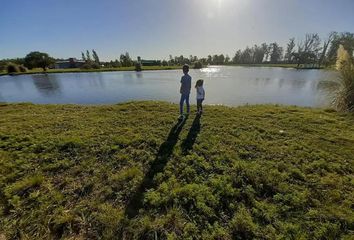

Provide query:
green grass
left=0, top=101, right=353, bottom=239
left=0, top=66, right=182, bottom=76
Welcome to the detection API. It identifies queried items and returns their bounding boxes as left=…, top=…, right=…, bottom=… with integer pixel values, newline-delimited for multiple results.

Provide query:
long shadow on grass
left=181, top=114, right=201, bottom=154
left=124, top=116, right=187, bottom=218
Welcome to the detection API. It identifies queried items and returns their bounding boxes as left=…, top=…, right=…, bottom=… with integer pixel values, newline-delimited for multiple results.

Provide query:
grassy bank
left=0, top=102, right=353, bottom=239
left=0, top=66, right=181, bottom=76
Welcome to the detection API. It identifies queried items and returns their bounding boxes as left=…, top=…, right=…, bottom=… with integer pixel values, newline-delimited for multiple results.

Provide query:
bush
left=80, top=62, right=91, bottom=69
left=333, top=45, right=354, bottom=112
left=193, top=61, right=203, bottom=69
left=6, top=63, right=20, bottom=74
left=18, top=65, right=27, bottom=72
left=91, top=62, right=101, bottom=69
left=80, top=62, right=101, bottom=69
left=0, top=61, right=6, bottom=71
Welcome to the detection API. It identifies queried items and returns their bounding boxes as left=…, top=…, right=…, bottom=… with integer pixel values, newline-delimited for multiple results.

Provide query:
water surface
left=0, top=66, right=338, bottom=107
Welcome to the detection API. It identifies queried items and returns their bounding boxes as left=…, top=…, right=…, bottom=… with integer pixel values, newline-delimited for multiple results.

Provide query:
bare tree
left=285, top=38, right=295, bottom=63
left=318, top=32, right=336, bottom=67
left=294, top=33, right=322, bottom=67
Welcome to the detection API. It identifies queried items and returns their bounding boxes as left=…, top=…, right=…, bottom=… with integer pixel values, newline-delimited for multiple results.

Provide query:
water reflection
left=32, top=74, right=61, bottom=96
left=291, top=79, right=307, bottom=89
left=88, top=73, right=105, bottom=89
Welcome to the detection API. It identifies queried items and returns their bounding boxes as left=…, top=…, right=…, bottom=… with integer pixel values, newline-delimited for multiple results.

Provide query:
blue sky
left=1, top=0, right=353, bottom=61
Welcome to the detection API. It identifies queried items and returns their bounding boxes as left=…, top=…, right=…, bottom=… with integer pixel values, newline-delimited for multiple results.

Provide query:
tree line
left=219, top=32, right=353, bottom=67
left=1, top=31, right=353, bottom=73
left=161, top=32, right=354, bottom=68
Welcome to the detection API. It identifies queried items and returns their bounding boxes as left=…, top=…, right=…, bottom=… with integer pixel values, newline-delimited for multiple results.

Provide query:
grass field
left=0, top=101, right=353, bottom=239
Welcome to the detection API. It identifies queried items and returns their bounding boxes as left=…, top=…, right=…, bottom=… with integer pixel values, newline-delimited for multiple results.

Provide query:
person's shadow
left=124, top=116, right=188, bottom=218
left=181, top=114, right=201, bottom=154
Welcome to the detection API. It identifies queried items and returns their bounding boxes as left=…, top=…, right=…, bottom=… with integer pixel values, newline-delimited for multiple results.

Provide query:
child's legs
left=197, top=99, right=202, bottom=111
left=200, top=99, right=204, bottom=111
left=185, top=94, right=190, bottom=113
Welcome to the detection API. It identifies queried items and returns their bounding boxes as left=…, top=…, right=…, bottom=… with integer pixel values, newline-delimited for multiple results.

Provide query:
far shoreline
left=0, top=64, right=333, bottom=77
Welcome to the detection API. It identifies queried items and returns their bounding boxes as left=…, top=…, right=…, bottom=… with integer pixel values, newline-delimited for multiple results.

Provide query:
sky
left=1, top=0, right=354, bottom=61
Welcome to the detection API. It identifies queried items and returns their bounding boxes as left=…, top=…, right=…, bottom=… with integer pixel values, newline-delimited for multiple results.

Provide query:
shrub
left=0, top=61, right=6, bottom=71
left=79, top=61, right=101, bottom=69
left=6, top=63, right=20, bottom=74
left=80, top=62, right=91, bottom=69
left=18, top=65, right=27, bottom=72
left=333, top=45, right=354, bottom=112
left=91, top=62, right=101, bottom=69
left=230, top=205, right=258, bottom=239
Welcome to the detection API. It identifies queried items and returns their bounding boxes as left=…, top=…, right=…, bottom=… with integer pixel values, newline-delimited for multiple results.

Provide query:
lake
left=0, top=66, right=338, bottom=107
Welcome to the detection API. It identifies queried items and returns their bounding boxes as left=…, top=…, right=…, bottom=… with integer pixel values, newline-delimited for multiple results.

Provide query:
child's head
left=195, top=79, right=204, bottom=87
left=182, top=64, right=189, bottom=74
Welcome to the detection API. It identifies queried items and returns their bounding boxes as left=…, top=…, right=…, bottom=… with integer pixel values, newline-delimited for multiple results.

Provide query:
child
left=179, top=64, right=192, bottom=119
left=195, top=79, right=205, bottom=115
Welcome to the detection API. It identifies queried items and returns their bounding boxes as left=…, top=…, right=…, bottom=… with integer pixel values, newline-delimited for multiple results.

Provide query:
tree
left=241, top=47, right=253, bottom=64
left=294, top=33, right=322, bottom=67
left=81, top=52, right=86, bottom=61
left=225, top=55, right=230, bottom=64
left=92, top=49, right=100, bottom=64
left=120, top=52, right=133, bottom=67
left=193, top=61, right=203, bottom=69
left=24, top=51, right=55, bottom=71
left=253, top=44, right=267, bottom=63
left=168, top=55, right=175, bottom=65
left=86, top=50, right=92, bottom=62
left=265, top=45, right=272, bottom=62
left=269, top=43, right=283, bottom=63
left=233, top=50, right=242, bottom=64
left=215, top=54, right=225, bottom=65
left=327, top=32, right=354, bottom=64
left=318, top=32, right=336, bottom=67
left=284, top=38, right=295, bottom=63
left=207, top=55, right=212, bottom=65
left=189, top=55, right=193, bottom=63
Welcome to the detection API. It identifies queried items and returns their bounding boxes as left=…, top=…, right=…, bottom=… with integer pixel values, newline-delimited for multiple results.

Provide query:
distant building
left=137, top=57, right=161, bottom=66
left=55, top=58, right=85, bottom=69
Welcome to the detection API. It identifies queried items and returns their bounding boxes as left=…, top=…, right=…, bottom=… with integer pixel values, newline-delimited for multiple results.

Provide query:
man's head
left=182, top=64, right=189, bottom=74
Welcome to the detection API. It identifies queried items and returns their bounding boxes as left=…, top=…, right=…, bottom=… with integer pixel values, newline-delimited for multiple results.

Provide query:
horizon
left=1, top=0, right=354, bottom=61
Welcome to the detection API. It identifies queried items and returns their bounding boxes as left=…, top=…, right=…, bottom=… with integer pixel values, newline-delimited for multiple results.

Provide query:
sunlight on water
left=200, top=66, right=220, bottom=73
